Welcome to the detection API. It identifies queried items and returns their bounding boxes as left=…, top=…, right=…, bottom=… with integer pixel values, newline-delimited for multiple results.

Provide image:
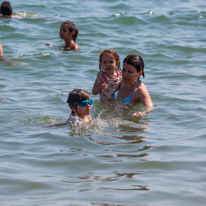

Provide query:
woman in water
left=113, top=54, right=153, bottom=117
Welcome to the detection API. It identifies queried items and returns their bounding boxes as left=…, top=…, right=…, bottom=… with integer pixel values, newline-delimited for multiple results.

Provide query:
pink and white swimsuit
left=100, top=71, right=122, bottom=100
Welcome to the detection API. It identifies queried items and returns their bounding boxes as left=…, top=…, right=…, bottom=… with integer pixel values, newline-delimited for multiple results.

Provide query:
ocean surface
left=0, top=0, right=206, bottom=205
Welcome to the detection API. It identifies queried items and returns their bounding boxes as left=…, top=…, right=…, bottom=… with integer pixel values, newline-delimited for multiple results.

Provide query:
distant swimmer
left=45, top=21, right=79, bottom=51
left=0, top=43, right=29, bottom=66
left=0, top=1, right=21, bottom=18
left=65, top=89, right=93, bottom=124
left=92, top=49, right=123, bottom=101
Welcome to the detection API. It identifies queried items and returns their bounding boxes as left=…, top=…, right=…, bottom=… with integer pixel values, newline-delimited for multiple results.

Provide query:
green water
left=0, top=0, right=206, bottom=205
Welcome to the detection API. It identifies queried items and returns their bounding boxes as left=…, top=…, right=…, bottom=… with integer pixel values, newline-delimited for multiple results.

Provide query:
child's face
left=59, top=24, right=72, bottom=40
left=73, top=99, right=93, bottom=118
left=101, top=54, right=119, bottom=75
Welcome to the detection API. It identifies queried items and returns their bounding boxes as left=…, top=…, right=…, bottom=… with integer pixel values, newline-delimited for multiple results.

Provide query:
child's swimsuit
left=65, top=114, right=82, bottom=124
left=113, top=79, right=141, bottom=103
left=100, top=71, right=122, bottom=100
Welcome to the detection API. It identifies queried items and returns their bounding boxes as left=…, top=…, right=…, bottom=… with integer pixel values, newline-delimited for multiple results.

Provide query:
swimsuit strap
left=116, top=71, right=121, bottom=78
left=101, top=71, right=121, bottom=81
left=129, top=78, right=140, bottom=97
left=100, top=73, right=108, bottom=83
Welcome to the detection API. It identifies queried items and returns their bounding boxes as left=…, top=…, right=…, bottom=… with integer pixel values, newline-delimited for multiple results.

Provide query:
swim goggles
left=72, top=99, right=93, bottom=107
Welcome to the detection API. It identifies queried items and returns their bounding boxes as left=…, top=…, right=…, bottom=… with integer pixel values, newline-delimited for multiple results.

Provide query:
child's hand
left=45, top=42, right=52, bottom=46
left=132, top=112, right=145, bottom=118
left=100, top=82, right=108, bottom=91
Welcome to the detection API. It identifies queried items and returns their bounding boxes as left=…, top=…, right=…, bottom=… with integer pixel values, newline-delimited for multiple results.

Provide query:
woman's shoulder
left=133, top=81, right=147, bottom=95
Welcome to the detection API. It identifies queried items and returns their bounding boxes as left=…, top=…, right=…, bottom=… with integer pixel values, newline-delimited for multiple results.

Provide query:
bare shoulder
left=94, top=73, right=105, bottom=82
left=134, top=82, right=148, bottom=94
left=132, top=82, right=153, bottom=107
left=138, top=82, right=149, bottom=93
left=73, top=43, right=80, bottom=51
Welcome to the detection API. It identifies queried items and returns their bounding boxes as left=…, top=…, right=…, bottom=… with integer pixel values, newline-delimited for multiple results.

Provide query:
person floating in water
left=45, top=21, right=79, bottom=51
left=113, top=54, right=154, bottom=117
left=92, top=49, right=123, bottom=101
left=65, top=89, right=93, bottom=124
left=0, top=43, right=29, bottom=65
left=0, top=1, right=12, bottom=17
left=0, top=1, right=20, bottom=18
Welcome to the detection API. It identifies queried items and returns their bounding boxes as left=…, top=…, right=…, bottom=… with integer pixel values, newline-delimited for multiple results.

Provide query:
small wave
left=15, top=11, right=42, bottom=18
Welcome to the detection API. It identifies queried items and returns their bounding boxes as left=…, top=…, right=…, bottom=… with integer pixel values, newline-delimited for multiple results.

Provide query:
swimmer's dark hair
left=67, top=89, right=90, bottom=114
left=98, top=49, right=121, bottom=75
left=61, top=21, right=78, bottom=42
left=123, top=54, right=145, bottom=78
left=0, top=1, right=12, bottom=16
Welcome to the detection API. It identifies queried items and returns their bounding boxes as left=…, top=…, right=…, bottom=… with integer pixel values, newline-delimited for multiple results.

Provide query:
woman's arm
left=133, top=84, right=154, bottom=117
left=133, top=107, right=154, bottom=117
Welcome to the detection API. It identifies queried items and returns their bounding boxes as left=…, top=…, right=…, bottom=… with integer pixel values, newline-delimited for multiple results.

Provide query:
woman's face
left=122, top=62, right=140, bottom=84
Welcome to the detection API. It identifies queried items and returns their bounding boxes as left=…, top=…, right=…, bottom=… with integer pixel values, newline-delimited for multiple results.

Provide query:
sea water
left=0, top=0, right=206, bottom=205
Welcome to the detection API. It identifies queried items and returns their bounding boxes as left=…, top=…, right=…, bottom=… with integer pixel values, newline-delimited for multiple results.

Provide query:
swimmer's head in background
left=66, top=89, right=90, bottom=114
left=61, top=21, right=78, bottom=42
left=98, top=49, right=121, bottom=74
left=123, top=54, right=145, bottom=78
left=0, top=1, right=12, bottom=16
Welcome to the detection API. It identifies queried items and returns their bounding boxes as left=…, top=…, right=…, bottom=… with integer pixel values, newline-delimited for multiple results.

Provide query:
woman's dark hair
left=67, top=89, right=90, bottom=114
left=61, top=21, right=78, bottom=42
left=123, top=54, right=145, bottom=78
left=1, top=1, right=12, bottom=16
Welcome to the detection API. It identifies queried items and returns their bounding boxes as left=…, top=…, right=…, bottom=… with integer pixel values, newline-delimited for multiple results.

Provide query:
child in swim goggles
left=65, top=89, right=93, bottom=124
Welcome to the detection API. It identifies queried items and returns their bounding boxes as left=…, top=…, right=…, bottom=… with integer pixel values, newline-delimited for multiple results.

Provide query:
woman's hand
left=133, top=107, right=154, bottom=118
left=132, top=112, right=145, bottom=118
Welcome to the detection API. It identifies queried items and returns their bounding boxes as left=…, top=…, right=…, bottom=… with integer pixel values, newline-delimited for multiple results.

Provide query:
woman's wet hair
left=1, top=1, right=12, bottom=16
left=98, top=49, right=121, bottom=74
left=123, top=54, right=145, bottom=78
left=61, top=21, right=78, bottom=42
left=67, top=89, right=90, bottom=114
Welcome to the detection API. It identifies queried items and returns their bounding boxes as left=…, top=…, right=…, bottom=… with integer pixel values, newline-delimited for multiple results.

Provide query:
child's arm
left=92, top=74, right=108, bottom=95
left=0, top=44, right=3, bottom=56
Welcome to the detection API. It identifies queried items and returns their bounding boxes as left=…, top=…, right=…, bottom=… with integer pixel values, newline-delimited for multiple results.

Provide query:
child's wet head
left=99, top=49, right=120, bottom=72
left=67, top=89, right=90, bottom=114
